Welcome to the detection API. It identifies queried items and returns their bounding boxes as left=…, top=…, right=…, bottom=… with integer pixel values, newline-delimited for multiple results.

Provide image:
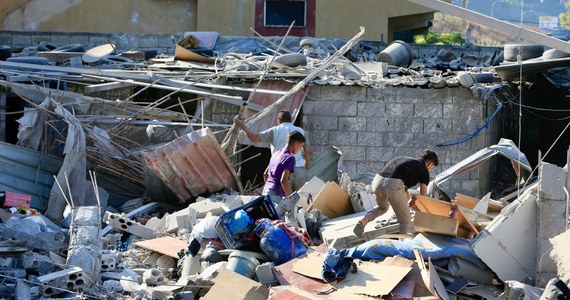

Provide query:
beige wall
left=1, top=0, right=435, bottom=40
left=197, top=0, right=256, bottom=36
left=315, top=0, right=434, bottom=40
left=1, top=0, right=197, bottom=34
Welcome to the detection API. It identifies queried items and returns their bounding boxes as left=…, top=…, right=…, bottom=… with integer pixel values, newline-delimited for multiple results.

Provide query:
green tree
left=559, top=1, right=570, bottom=29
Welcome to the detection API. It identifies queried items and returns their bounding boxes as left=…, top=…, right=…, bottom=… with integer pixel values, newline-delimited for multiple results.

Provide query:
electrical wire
left=436, top=97, right=503, bottom=147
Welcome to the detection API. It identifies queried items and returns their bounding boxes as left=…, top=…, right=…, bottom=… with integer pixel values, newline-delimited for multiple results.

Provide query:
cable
left=436, top=100, right=503, bottom=147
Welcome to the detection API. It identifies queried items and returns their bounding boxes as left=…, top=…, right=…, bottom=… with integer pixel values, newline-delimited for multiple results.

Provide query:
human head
left=420, top=149, right=438, bottom=171
left=287, top=130, right=306, bottom=154
left=277, top=110, right=292, bottom=124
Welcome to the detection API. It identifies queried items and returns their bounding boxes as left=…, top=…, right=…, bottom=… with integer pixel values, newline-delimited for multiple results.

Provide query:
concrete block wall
left=536, top=162, right=569, bottom=287
left=303, top=85, right=496, bottom=198
left=0, top=30, right=177, bottom=55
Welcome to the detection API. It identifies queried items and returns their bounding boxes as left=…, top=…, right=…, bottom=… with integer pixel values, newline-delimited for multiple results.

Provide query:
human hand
left=233, top=116, right=244, bottom=127
left=407, top=194, right=417, bottom=207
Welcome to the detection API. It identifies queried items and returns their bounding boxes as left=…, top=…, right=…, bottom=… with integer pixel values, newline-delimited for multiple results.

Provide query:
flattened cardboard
left=133, top=236, right=188, bottom=258
left=307, top=181, right=354, bottom=219
left=174, top=44, right=215, bottom=63
left=455, top=193, right=504, bottom=213
left=203, top=268, right=269, bottom=300
left=414, top=248, right=450, bottom=300
left=292, top=251, right=412, bottom=298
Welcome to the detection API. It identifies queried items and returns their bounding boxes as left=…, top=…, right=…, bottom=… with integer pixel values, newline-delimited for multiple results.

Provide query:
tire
left=0, top=46, right=11, bottom=61
left=52, top=44, right=85, bottom=52
left=37, top=41, right=58, bottom=51
left=272, top=53, right=307, bottom=67
left=503, top=43, right=543, bottom=62
left=542, top=48, right=570, bottom=60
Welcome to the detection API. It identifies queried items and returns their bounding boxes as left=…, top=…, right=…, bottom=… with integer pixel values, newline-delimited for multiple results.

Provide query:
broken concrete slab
left=471, top=188, right=538, bottom=283
left=296, top=176, right=325, bottom=210
left=549, top=229, right=570, bottom=284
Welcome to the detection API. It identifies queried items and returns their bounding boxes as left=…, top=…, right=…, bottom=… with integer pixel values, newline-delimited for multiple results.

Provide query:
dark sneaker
left=353, top=221, right=365, bottom=237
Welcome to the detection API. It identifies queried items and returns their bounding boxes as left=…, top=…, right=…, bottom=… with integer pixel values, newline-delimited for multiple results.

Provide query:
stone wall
left=304, top=85, right=497, bottom=198
left=212, top=84, right=500, bottom=199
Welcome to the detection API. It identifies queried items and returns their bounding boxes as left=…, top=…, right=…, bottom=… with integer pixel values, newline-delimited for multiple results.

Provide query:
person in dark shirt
left=353, top=149, right=439, bottom=236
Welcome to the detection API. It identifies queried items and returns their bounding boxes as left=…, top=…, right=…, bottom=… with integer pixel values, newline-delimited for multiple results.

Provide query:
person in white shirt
left=234, top=110, right=312, bottom=191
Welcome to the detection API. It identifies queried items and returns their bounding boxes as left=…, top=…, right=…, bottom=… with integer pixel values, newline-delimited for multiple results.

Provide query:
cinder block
left=104, top=212, right=156, bottom=239
left=188, top=199, right=226, bottom=218
left=386, top=103, right=413, bottom=117
left=339, top=116, right=366, bottom=131
left=536, top=238, right=556, bottom=274
left=537, top=200, right=567, bottom=239
left=414, top=103, right=443, bottom=118
left=255, top=262, right=277, bottom=285
left=539, top=163, right=567, bottom=200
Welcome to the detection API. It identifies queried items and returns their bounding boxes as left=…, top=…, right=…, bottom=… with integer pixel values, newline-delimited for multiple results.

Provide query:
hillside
left=431, top=12, right=536, bottom=47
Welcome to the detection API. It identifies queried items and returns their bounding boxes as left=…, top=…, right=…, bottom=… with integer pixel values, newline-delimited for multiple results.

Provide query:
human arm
left=280, top=169, right=292, bottom=197
left=263, top=166, right=269, bottom=182
left=303, top=144, right=312, bottom=170
left=233, top=116, right=262, bottom=143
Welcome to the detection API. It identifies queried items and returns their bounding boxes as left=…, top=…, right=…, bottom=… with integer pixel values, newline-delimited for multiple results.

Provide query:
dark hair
left=287, top=130, right=306, bottom=144
left=420, top=149, right=438, bottom=166
left=278, top=110, right=292, bottom=123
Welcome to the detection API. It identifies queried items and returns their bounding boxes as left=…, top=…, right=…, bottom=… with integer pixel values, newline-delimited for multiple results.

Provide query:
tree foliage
left=560, top=0, right=570, bottom=29
left=413, top=32, right=465, bottom=45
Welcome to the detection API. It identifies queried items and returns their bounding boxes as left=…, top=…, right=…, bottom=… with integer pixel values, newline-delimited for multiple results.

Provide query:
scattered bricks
left=165, top=206, right=197, bottom=233
left=104, top=211, right=157, bottom=239
left=102, top=279, right=123, bottom=293
left=348, top=184, right=377, bottom=213
left=37, top=267, right=86, bottom=296
left=189, top=198, right=227, bottom=218
left=143, top=252, right=162, bottom=267
left=19, top=253, right=39, bottom=270
left=101, top=250, right=122, bottom=272
left=255, top=262, right=277, bottom=285
left=0, top=268, right=26, bottom=279
left=142, top=268, right=165, bottom=284
left=0, top=257, right=16, bottom=268
left=156, top=255, right=175, bottom=271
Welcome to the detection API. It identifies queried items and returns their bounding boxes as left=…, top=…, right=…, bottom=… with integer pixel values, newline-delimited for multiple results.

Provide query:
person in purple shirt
left=263, top=131, right=306, bottom=203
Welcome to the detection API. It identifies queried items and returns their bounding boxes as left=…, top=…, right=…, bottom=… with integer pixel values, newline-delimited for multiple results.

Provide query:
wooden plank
left=133, top=236, right=188, bottom=258
left=455, top=193, right=503, bottom=213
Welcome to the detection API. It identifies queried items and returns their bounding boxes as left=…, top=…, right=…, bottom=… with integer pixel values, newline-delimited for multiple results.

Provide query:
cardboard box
left=0, top=191, right=31, bottom=208
left=414, top=211, right=459, bottom=237
left=413, top=195, right=478, bottom=238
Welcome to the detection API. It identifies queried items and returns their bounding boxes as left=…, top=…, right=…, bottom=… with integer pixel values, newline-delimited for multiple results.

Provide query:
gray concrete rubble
left=0, top=23, right=569, bottom=299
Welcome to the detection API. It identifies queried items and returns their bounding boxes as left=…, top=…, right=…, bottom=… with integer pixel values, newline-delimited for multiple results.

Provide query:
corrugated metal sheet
left=238, top=80, right=309, bottom=148
left=307, top=145, right=342, bottom=183
left=142, top=128, right=243, bottom=204
left=0, top=141, right=63, bottom=211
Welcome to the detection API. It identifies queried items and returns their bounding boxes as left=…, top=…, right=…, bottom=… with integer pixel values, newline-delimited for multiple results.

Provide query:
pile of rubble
left=0, top=28, right=568, bottom=300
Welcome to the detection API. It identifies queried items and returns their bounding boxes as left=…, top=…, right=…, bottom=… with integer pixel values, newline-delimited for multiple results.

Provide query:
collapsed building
left=0, top=16, right=568, bottom=300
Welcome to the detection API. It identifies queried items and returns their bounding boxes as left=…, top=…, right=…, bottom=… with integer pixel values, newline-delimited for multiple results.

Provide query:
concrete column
left=536, top=162, right=568, bottom=287
left=66, top=206, right=102, bottom=288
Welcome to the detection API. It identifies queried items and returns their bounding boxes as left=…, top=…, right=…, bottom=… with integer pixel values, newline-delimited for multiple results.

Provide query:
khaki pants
left=364, top=174, right=413, bottom=234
